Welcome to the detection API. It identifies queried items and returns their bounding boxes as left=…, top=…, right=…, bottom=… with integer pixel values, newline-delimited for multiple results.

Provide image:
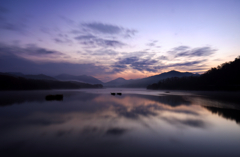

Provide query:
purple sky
left=0, top=0, right=239, bottom=82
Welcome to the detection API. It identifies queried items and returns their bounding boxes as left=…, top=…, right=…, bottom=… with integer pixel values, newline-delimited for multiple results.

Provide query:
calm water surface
left=0, top=88, right=240, bottom=157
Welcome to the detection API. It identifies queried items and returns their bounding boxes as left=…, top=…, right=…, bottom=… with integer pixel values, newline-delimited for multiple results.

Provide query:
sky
left=0, top=0, right=239, bottom=82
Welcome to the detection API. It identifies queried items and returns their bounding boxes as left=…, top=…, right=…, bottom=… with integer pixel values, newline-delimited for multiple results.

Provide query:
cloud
left=0, top=43, right=108, bottom=76
left=0, top=7, right=27, bottom=34
left=0, top=21, right=26, bottom=33
left=82, top=22, right=122, bottom=34
left=172, top=46, right=190, bottom=51
left=40, top=27, right=52, bottom=35
left=110, top=50, right=207, bottom=73
left=75, top=34, right=125, bottom=48
left=53, top=33, right=73, bottom=44
left=83, top=49, right=118, bottom=56
left=0, top=43, right=65, bottom=57
left=109, top=64, right=128, bottom=74
left=0, top=53, right=108, bottom=76
left=40, top=20, right=137, bottom=48
left=146, top=60, right=206, bottom=72
left=32, top=48, right=63, bottom=56
left=112, top=58, right=206, bottom=73
left=54, top=38, right=72, bottom=44
left=170, top=46, right=217, bottom=58
left=59, top=16, right=75, bottom=26
left=146, top=40, right=158, bottom=47
left=118, top=56, right=139, bottom=64
left=124, top=29, right=137, bottom=38
left=82, top=22, right=137, bottom=38
left=112, top=56, right=159, bottom=73
left=165, top=60, right=206, bottom=67
left=157, top=55, right=168, bottom=60
left=108, top=45, right=210, bottom=74
left=131, top=59, right=158, bottom=72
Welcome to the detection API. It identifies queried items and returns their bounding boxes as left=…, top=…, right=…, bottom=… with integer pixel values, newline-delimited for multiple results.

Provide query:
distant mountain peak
left=104, top=70, right=197, bottom=88
left=55, top=74, right=103, bottom=84
left=115, top=77, right=126, bottom=80
left=168, top=70, right=179, bottom=73
left=104, top=77, right=127, bottom=87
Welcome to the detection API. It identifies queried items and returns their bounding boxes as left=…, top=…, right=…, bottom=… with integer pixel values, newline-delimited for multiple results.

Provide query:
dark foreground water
left=0, top=88, right=240, bottom=157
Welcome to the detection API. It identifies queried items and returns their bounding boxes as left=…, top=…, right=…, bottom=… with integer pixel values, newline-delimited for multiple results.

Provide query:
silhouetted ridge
left=104, top=71, right=197, bottom=87
left=55, top=74, right=103, bottom=84
left=0, top=74, right=103, bottom=90
left=2, top=72, right=57, bottom=80
left=147, top=56, right=240, bottom=90
left=104, top=77, right=127, bottom=87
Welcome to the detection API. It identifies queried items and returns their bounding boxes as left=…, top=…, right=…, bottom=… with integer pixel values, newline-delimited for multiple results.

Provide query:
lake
left=0, top=88, right=240, bottom=157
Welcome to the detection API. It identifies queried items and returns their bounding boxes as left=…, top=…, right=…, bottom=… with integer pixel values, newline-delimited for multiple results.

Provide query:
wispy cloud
left=164, top=60, right=206, bottom=67
left=82, top=22, right=122, bottom=34
left=0, top=18, right=27, bottom=34
left=82, top=49, right=118, bottom=56
left=0, top=41, right=214, bottom=79
left=82, top=22, right=137, bottom=38
left=54, top=38, right=72, bottom=44
left=0, top=43, right=65, bottom=57
left=176, top=47, right=217, bottom=57
left=59, top=16, right=75, bottom=26
left=157, top=55, right=168, bottom=60
left=0, top=49, right=108, bottom=76
left=171, top=46, right=190, bottom=51
left=169, top=46, right=217, bottom=58
left=75, top=34, right=125, bottom=48
left=146, top=40, right=158, bottom=47
left=0, top=6, right=27, bottom=34
left=112, top=56, right=159, bottom=73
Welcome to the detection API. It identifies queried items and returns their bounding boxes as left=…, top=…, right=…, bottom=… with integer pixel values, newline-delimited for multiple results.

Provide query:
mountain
left=0, top=74, right=103, bottom=90
left=5, top=72, right=25, bottom=77
left=147, top=56, right=240, bottom=91
left=24, top=74, right=57, bottom=80
left=124, top=70, right=198, bottom=87
left=55, top=74, right=103, bottom=84
left=2, top=72, right=57, bottom=81
left=104, top=77, right=128, bottom=87
left=103, top=70, right=198, bottom=88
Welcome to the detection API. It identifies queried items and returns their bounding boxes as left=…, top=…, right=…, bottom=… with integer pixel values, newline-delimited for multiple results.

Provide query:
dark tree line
left=147, top=56, right=240, bottom=91
left=0, top=74, right=103, bottom=90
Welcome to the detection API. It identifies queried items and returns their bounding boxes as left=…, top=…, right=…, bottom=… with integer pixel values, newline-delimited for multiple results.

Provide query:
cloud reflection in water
left=0, top=90, right=240, bottom=157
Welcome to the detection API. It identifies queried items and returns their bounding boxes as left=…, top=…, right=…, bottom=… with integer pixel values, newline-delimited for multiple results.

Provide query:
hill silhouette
left=0, top=74, right=103, bottom=90
left=147, top=56, right=240, bottom=91
left=2, top=72, right=57, bottom=81
left=104, top=70, right=198, bottom=87
left=104, top=77, right=127, bottom=87
left=55, top=74, right=103, bottom=84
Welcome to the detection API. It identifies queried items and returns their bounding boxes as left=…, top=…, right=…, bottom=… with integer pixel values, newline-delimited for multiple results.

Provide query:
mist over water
left=0, top=88, right=240, bottom=157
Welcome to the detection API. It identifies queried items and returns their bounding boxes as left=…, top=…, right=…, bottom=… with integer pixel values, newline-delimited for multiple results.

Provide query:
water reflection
left=0, top=90, right=240, bottom=157
left=204, top=106, right=240, bottom=124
